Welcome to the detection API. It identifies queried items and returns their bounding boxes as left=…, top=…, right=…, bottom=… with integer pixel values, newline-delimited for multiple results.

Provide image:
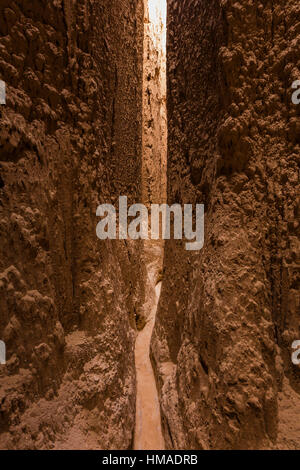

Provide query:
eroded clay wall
left=151, top=0, right=300, bottom=450
left=142, top=0, right=167, bottom=207
left=0, top=0, right=144, bottom=449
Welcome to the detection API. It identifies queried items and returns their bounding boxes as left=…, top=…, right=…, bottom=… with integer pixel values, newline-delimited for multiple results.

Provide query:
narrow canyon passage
left=134, top=0, right=167, bottom=450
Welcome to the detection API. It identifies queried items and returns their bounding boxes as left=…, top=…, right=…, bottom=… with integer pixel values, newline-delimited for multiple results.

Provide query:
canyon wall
left=0, top=0, right=144, bottom=449
left=152, top=0, right=300, bottom=450
left=142, top=0, right=167, bottom=208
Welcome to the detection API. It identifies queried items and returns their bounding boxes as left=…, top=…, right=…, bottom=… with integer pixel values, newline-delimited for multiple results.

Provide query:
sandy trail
left=134, top=243, right=165, bottom=450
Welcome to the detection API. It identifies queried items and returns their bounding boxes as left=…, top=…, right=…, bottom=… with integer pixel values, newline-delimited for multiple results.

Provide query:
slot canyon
left=0, top=0, right=299, bottom=451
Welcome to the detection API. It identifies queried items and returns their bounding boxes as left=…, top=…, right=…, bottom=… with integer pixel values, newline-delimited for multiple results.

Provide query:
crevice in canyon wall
left=0, top=0, right=144, bottom=450
left=151, top=0, right=300, bottom=450
left=134, top=0, right=167, bottom=450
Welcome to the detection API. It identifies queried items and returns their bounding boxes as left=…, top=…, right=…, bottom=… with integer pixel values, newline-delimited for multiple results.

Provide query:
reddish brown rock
left=142, top=0, right=167, bottom=208
left=0, top=0, right=144, bottom=449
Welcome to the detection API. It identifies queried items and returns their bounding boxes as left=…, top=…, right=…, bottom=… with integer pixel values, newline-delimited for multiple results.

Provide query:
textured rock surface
left=151, top=0, right=300, bottom=450
left=142, top=0, right=167, bottom=207
left=0, top=0, right=144, bottom=449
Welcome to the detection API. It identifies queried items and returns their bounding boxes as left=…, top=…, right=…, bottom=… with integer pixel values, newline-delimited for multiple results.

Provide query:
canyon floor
left=134, top=241, right=165, bottom=450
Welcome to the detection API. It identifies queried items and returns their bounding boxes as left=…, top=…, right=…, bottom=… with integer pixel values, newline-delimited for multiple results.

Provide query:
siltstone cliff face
left=0, top=0, right=144, bottom=450
left=142, top=0, right=167, bottom=209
